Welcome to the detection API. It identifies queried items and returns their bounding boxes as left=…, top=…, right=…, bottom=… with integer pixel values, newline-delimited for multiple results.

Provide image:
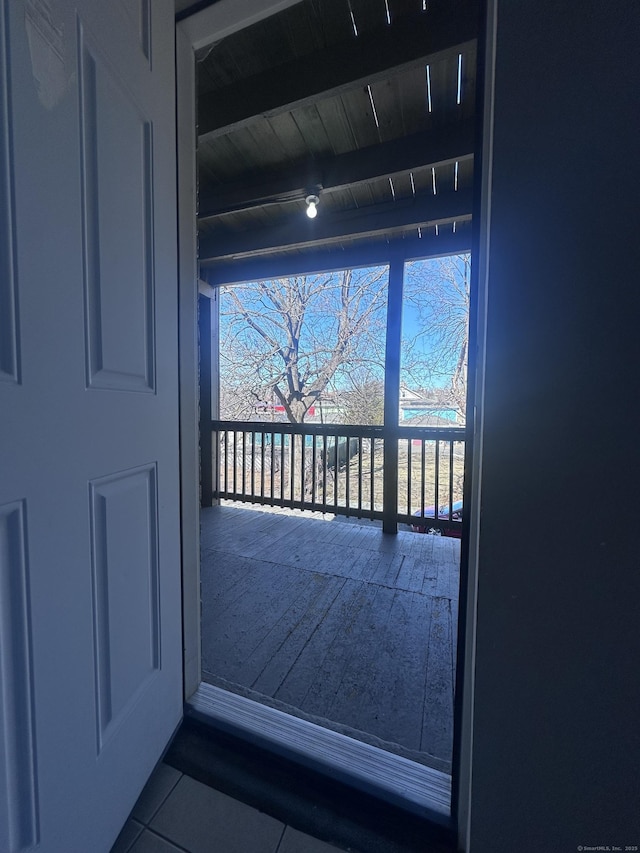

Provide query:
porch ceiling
left=194, top=0, right=480, bottom=282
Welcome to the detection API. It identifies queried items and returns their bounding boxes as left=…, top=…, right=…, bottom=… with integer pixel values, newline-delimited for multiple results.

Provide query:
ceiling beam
left=198, top=189, right=473, bottom=261
left=198, top=119, right=475, bottom=220
left=179, top=0, right=304, bottom=50
left=201, top=228, right=472, bottom=285
left=197, top=1, right=479, bottom=141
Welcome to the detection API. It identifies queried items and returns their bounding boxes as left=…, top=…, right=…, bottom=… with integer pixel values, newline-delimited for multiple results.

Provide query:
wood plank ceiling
left=196, top=0, right=480, bottom=284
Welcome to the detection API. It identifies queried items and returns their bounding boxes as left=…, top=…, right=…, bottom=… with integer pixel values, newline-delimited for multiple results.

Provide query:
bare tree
left=219, top=268, right=387, bottom=423
left=219, top=255, right=470, bottom=426
left=402, top=253, right=470, bottom=422
left=338, top=370, right=385, bottom=426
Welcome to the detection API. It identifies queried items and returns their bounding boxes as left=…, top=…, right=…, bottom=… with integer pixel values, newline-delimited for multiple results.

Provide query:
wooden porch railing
left=202, top=420, right=465, bottom=534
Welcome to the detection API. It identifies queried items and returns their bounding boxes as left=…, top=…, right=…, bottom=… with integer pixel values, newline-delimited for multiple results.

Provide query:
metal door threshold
left=187, top=682, right=451, bottom=826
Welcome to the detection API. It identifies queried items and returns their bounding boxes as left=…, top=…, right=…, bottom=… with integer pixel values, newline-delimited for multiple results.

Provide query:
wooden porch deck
left=200, top=505, right=460, bottom=773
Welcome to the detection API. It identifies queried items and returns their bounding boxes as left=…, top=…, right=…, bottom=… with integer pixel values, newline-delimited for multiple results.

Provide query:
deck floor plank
left=251, top=575, right=348, bottom=697
left=420, top=596, right=454, bottom=759
left=345, top=587, right=435, bottom=752
left=202, top=558, right=317, bottom=681
left=300, top=581, right=395, bottom=724
left=228, top=569, right=344, bottom=691
left=319, top=583, right=402, bottom=741
left=200, top=504, right=460, bottom=769
left=273, top=578, right=373, bottom=711
left=201, top=551, right=262, bottom=605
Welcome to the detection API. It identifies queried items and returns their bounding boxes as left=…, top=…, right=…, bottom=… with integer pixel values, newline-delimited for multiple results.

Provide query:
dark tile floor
left=111, top=762, right=346, bottom=853
left=200, top=505, right=460, bottom=771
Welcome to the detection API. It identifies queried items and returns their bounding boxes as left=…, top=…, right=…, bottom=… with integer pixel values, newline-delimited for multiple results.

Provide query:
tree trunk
left=289, top=399, right=307, bottom=423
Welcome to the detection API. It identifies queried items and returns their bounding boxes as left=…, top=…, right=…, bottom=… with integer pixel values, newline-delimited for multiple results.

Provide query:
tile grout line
left=134, top=761, right=184, bottom=829
left=141, top=827, right=192, bottom=853
left=274, top=823, right=288, bottom=853
left=146, top=771, right=184, bottom=825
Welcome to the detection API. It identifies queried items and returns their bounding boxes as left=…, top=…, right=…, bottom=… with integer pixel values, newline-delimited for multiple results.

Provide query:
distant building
left=399, top=387, right=462, bottom=424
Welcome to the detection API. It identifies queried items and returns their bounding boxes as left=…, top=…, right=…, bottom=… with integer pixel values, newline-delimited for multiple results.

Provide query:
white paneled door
left=0, top=1, right=182, bottom=851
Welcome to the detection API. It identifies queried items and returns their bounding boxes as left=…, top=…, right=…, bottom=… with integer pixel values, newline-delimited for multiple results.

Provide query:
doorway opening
left=177, top=0, right=480, bottom=826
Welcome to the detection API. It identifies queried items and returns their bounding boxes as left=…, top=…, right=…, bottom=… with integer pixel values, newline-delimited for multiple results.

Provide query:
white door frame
left=175, top=2, right=493, bottom=843
left=176, top=13, right=201, bottom=701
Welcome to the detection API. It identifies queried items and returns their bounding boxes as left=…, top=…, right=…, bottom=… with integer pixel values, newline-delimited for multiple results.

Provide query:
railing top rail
left=211, top=419, right=466, bottom=440
left=396, top=425, right=466, bottom=440
left=211, top=419, right=385, bottom=437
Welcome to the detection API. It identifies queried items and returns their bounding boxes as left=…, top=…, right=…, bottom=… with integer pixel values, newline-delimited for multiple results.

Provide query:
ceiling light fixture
left=305, top=194, right=319, bottom=219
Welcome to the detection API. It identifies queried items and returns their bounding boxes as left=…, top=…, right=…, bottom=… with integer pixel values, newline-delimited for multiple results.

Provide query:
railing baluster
left=290, top=432, right=296, bottom=507
left=322, top=436, right=328, bottom=512
left=216, top=431, right=220, bottom=498
left=311, top=434, right=317, bottom=509
left=420, top=437, right=426, bottom=518
left=224, top=431, right=228, bottom=496
left=407, top=436, right=412, bottom=516
left=358, top=438, right=363, bottom=516
left=260, top=431, right=265, bottom=498
left=345, top=437, right=351, bottom=515
left=270, top=431, right=275, bottom=502
left=229, top=430, right=233, bottom=496
left=370, top=438, right=375, bottom=514
left=242, top=430, right=247, bottom=496
left=280, top=432, right=285, bottom=503
left=434, top=437, right=440, bottom=525
left=449, top=440, right=454, bottom=520
left=334, top=435, right=339, bottom=511
left=213, top=429, right=219, bottom=499
left=232, top=431, right=237, bottom=496
left=251, top=430, right=256, bottom=497
left=300, top=433, right=306, bottom=507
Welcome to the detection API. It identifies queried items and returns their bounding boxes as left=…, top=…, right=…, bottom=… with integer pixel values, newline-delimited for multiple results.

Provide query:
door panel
left=89, top=464, right=161, bottom=752
left=0, top=500, right=38, bottom=852
left=0, top=2, right=182, bottom=851
left=78, top=22, right=156, bottom=392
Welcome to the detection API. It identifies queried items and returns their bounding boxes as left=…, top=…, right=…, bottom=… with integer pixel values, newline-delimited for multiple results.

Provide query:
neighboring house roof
left=399, top=387, right=425, bottom=401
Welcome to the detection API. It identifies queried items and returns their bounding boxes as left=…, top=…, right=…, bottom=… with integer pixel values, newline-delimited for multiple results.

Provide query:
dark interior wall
left=470, top=1, right=640, bottom=850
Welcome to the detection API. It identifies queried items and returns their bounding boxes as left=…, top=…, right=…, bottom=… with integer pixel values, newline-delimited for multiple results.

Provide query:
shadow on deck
left=200, top=504, right=460, bottom=774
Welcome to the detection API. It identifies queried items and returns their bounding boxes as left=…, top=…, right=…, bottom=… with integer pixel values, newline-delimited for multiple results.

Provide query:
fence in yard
left=202, top=420, right=465, bottom=534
